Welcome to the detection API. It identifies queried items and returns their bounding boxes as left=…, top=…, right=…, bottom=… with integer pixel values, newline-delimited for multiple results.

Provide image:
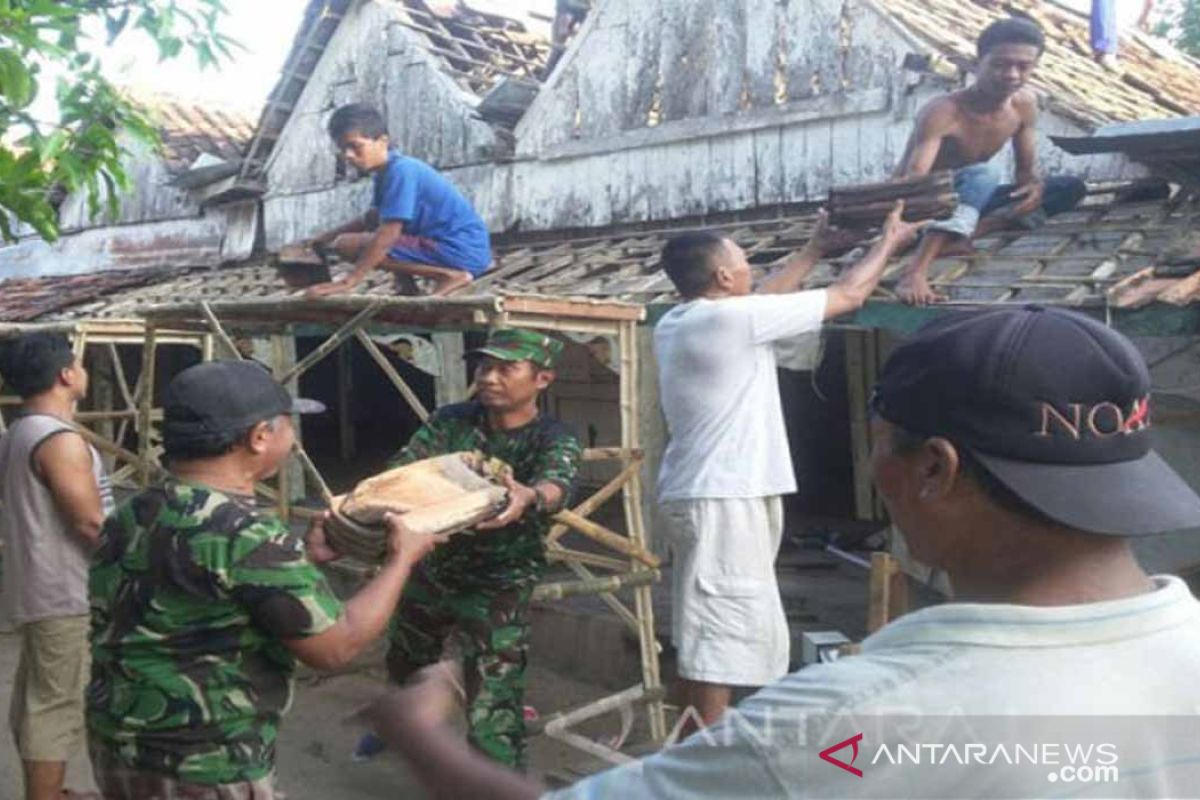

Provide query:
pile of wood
left=829, top=171, right=958, bottom=229
left=326, top=451, right=511, bottom=563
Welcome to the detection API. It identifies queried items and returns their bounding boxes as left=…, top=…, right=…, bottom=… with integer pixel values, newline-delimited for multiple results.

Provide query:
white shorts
left=661, top=497, right=790, bottom=686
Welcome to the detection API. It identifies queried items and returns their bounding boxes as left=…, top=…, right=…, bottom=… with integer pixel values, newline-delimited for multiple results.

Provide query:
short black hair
left=0, top=333, right=75, bottom=399
left=977, top=17, right=1046, bottom=58
left=162, top=419, right=273, bottom=463
left=891, top=426, right=1055, bottom=526
left=660, top=231, right=729, bottom=299
left=327, top=103, right=388, bottom=142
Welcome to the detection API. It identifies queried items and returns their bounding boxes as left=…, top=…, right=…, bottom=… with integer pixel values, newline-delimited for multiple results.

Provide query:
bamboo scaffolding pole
left=558, top=559, right=643, bottom=636
left=529, top=684, right=665, bottom=736
left=547, top=458, right=641, bottom=545
left=280, top=301, right=383, bottom=384
left=137, top=324, right=158, bottom=484
left=106, top=343, right=136, bottom=411
left=545, top=545, right=629, bottom=572
left=200, top=301, right=243, bottom=360
left=581, top=447, right=642, bottom=462
left=75, top=424, right=166, bottom=480
left=532, top=569, right=658, bottom=601
left=354, top=329, right=430, bottom=422
left=553, top=509, right=660, bottom=568
left=618, top=319, right=666, bottom=740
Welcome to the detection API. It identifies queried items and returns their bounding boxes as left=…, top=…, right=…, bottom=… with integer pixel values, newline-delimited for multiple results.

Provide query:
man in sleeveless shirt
left=0, top=333, right=113, bottom=800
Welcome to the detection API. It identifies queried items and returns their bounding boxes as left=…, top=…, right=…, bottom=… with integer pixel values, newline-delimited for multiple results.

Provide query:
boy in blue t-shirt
left=303, top=103, right=493, bottom=297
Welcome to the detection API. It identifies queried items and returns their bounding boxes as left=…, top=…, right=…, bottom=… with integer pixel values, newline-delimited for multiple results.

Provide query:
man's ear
left=535, top=368, right=555, bottom=391
left=246, top=420, right=274, bottom=455
left=917, top=437, right=963, bottom=502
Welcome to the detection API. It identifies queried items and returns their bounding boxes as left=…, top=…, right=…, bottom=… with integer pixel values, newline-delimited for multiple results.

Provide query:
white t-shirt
left=653, top=291, right=828, bottom=501
left=546, top=576, right=1200, bottom=799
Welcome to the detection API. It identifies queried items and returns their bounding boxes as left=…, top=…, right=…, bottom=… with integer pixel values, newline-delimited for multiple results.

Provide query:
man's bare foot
left=896, top=272, right=947, bottom=306
left=430, top=271, right=474, bottom=297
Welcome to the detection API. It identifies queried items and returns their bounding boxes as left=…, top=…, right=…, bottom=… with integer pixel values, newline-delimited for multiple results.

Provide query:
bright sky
left=91, top=0, right=556, bottom=116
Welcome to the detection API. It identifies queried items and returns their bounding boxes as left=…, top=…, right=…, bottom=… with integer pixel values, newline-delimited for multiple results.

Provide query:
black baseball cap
left=871, top=306, right=1200, bottom=536
left=163, top=360, right=325, bottom=443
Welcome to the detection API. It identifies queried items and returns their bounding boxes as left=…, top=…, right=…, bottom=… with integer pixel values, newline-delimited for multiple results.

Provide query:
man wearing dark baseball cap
left=87, top=360, right=444, bottom=798
left=343, top=307, right=1200, bottom=800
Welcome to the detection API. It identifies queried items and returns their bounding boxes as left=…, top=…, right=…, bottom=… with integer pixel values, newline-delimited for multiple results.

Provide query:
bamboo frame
left=135, top=292, right=668, bottom=762
left=0, top=320, right=206, bottom=489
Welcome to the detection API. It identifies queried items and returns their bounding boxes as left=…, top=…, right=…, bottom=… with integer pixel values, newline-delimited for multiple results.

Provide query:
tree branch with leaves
left=0, top=0, right=238, bottom=242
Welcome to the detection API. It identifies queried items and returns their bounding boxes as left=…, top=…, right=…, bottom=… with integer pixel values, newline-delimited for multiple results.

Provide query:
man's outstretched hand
left=476, top=475, right=538, bottom=530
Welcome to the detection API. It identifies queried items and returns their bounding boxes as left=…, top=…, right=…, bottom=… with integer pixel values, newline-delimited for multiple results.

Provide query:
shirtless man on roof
left=894, top=16, right=1085, bottom=306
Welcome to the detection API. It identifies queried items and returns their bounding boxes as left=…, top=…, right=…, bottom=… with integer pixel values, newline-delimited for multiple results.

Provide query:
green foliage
left=0, top=1, right=236, bottom=242
left=1152, top=0, right=1200, bottom=58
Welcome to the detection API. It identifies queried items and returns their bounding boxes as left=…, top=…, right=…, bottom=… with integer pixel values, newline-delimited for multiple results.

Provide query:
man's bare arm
left=758, top=210, right=832, bottom=295
left=308, top=211, right=375, bottom=247
left=896, top=100, right=953, bottom=178
left=825, top=202, right=928, bottom=318
left=36, top=433, right=105, bottom=547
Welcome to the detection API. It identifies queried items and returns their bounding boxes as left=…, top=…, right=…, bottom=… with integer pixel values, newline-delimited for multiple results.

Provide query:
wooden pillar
left=433, top=331, right=469, bottom=405
left=337, top=342, right=356, bottom=461
left=846, top=328, right=881, bottom=521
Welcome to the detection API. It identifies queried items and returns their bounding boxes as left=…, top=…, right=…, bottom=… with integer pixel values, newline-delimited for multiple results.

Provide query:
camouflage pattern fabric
left=87, top=480, right=344, bottom=787
left=389, top=401, right=581, bottom=585
left=386, top=401, right=581, bottom=767
left=89, top=738, right=278, bottom=799
left=387, top=568, right=535, bottom=768
left=468, top=328, right=565, bottom=369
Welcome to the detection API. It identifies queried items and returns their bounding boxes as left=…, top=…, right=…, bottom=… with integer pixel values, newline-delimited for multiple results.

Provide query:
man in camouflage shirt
left=88, top=360, right=443, bottom=799
left=384, top=328, right=582, bottom=769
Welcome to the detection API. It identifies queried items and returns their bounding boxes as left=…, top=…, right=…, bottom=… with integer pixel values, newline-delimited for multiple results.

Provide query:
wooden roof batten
left=138, top=293, right=647, bottom=336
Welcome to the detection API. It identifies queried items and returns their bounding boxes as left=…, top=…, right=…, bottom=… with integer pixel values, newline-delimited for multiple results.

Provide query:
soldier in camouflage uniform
left=88, top=360, right=443, bottom=799
left=384, top=328, right=582, bottom=769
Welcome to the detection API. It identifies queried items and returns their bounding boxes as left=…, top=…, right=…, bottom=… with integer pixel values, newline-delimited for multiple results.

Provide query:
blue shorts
left=387, top=234, right=491, bottom=278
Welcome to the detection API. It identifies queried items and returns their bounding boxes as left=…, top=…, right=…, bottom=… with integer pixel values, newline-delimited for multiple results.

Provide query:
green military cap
left=467, top=328, right=564, bottom=369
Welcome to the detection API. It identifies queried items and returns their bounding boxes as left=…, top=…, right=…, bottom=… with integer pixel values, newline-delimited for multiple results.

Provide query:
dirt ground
left=0, top=633, right=629, bottom=798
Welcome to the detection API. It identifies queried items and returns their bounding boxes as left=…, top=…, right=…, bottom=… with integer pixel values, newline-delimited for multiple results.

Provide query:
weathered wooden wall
left=265, top=0, right=500, bottom=199
left=56, top=138, right=199, bottom=231
left=262, top=0, right=1143, bottom=247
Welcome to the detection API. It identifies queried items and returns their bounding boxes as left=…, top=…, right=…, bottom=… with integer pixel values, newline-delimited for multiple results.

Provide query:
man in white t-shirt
left=350, top=305, right=1200, bottom=800
left=652, top=205, right=920, bottom=726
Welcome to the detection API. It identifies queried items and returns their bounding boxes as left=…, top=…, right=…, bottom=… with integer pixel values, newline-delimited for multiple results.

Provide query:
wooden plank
left=536, top=86, right=891, bottom=163
left=743, top=0, right=782, bottom=109
left=707, top=0, right=747, bottom=116
left=846, top=330, right=874, bottom=521
left=754, top=127, right=785, bottom=206
left=499, top=296, right=645, bottom=322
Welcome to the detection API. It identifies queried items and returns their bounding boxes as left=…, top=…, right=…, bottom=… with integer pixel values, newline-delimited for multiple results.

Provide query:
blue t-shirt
left=372, top=151, right=492, bottom=273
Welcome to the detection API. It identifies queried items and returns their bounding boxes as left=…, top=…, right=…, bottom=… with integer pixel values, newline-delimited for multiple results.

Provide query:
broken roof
left=3, top=179, right=1198, bottom=326
left=879, top=0, right=1200, bottom=128
left=240, top=0, right=555, bottom=182
left=124, top=87, right=257, bottom=175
